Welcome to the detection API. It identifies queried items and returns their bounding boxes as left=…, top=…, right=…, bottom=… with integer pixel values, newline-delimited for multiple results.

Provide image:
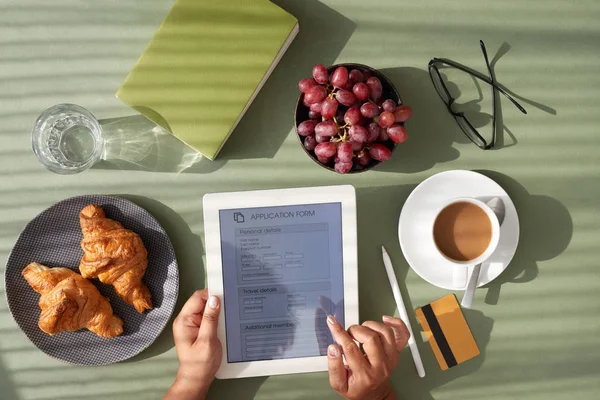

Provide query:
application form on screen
left=219, top=203, right=344, bottom=363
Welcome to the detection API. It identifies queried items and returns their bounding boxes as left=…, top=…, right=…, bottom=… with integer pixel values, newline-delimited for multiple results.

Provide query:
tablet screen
left=219, top=202, right=344, bottom=362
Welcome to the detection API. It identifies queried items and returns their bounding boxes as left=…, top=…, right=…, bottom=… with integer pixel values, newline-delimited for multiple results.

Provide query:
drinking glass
left=31, top=104, right=104, bottom=174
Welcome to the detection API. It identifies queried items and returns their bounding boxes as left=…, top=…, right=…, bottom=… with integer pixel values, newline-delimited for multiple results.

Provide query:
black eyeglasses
left=428, top=40, right=527, bottom=149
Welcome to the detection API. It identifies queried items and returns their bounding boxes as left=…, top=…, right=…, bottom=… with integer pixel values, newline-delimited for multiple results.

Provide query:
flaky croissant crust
left=79, top=204, right=152, bottom=314
left=22, top=262, right=123, bottom=338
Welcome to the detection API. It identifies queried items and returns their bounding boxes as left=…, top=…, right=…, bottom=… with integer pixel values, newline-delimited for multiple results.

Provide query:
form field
left=245, top=329, right=330, bottom=342
left=241, top=274, right=283, bottom=281
left=263, top=255, right=282, bottom=261
left=246, top=344, right=318, bottom=353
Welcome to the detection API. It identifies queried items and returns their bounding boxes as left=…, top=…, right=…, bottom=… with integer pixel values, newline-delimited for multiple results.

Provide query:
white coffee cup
left=432, top=197, right=501, bottom=266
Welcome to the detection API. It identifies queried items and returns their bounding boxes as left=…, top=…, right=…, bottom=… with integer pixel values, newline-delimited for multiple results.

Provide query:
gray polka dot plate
left=4, top=195, right=179, bottom=365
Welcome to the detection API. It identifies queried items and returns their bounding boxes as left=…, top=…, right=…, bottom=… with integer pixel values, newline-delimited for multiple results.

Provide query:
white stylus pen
left=381, top=246, right=426, bottom=378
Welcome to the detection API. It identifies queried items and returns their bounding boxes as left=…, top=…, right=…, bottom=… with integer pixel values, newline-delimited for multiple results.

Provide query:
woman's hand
left=326, top=315, right=410, bottom=400
left=164, top=289, right=222, bottom=400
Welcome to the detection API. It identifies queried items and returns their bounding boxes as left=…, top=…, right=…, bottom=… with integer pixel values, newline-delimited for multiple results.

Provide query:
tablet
left=203, top=185, right=358, bottom=379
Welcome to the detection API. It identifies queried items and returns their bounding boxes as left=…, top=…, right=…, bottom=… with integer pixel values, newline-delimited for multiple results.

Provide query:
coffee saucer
left=398, top=170, right=520, bottom=290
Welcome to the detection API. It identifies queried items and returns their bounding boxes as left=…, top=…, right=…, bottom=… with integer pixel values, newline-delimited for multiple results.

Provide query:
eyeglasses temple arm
left=480, top=40, right=497, bottom=150
left=430, top=58, right=527, bottom=115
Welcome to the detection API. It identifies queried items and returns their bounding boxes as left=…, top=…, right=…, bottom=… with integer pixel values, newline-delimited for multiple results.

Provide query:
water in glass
left=32, top=104, right=104, bottom=174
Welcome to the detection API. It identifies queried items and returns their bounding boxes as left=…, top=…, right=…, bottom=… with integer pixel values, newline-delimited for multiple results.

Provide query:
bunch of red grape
left=297, top=64, right=412, bottom=174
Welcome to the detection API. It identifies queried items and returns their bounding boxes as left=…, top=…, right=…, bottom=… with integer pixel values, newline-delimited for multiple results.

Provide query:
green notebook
left=116, top=0, right=298, bottom=160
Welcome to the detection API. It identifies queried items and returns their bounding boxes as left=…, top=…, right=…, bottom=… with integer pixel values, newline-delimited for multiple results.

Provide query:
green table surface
left=2, top=0, right=600, bottom=399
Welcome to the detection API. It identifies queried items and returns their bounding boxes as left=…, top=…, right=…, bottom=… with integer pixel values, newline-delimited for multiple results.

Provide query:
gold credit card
left=416, top=294, right=480, bottom=370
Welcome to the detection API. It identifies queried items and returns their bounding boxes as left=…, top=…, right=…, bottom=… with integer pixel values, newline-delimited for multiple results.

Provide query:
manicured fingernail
left=328, top=345, right=339, bottom=357
left=382, top=315, right=393, bottom=323
left=208, top=296, right=218, bottom=309
left=327, top=315, right=337, bottom=325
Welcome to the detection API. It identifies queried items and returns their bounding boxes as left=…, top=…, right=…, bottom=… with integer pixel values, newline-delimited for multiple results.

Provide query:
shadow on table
left=376, top=67, right=462, bottom=173
left=121, top=195, right=206, bottom=362
left=395, top=307, right=494, bottom=400
left=475, top=171, right=573, bottom=305
left=378, top=43, right=557, bottom=173
left=355, top=185, right=418, bottom=319
left=442, top=41, right=556, bottom=151
left=93, top=115, right=227, bottom=174
left=355, top=185, right=495, bottom=399
left=218, top=0, right=355, bottom=161
left=0, top=357, right=19, bottom=400
left=391, top=170, right=571, bottom=399
left=208, top=376, right=269, bottom=400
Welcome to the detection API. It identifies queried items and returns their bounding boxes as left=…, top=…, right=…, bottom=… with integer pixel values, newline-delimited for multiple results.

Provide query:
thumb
left=197, top=295, right=220, bottom=341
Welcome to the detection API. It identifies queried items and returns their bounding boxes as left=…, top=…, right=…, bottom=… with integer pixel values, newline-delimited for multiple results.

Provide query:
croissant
left=79, top=204, right=152, bottom=314
left=22, top=262, right=123, bottom=338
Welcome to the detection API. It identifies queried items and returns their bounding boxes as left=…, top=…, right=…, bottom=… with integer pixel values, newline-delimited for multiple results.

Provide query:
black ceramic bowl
left=295, top=63, right=403, bottom=173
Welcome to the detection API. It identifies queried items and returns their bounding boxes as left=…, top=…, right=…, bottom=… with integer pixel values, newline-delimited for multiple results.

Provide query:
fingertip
left=208, top=295, right=219, bottom=309
left=327, top=315, right=341, bottom=332
left=382, top=315, right=401, bottom=325
left=327, top=315, right=337, bottom=326
left=328, top=344, right=340, bottom=358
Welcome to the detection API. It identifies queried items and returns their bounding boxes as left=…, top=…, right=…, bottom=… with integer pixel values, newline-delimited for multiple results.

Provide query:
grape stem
left=323, top=83, right=371, bottom=145
left=332, top=126, right=348, bottom=142
left=326, top=84, right=336, bottom=95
